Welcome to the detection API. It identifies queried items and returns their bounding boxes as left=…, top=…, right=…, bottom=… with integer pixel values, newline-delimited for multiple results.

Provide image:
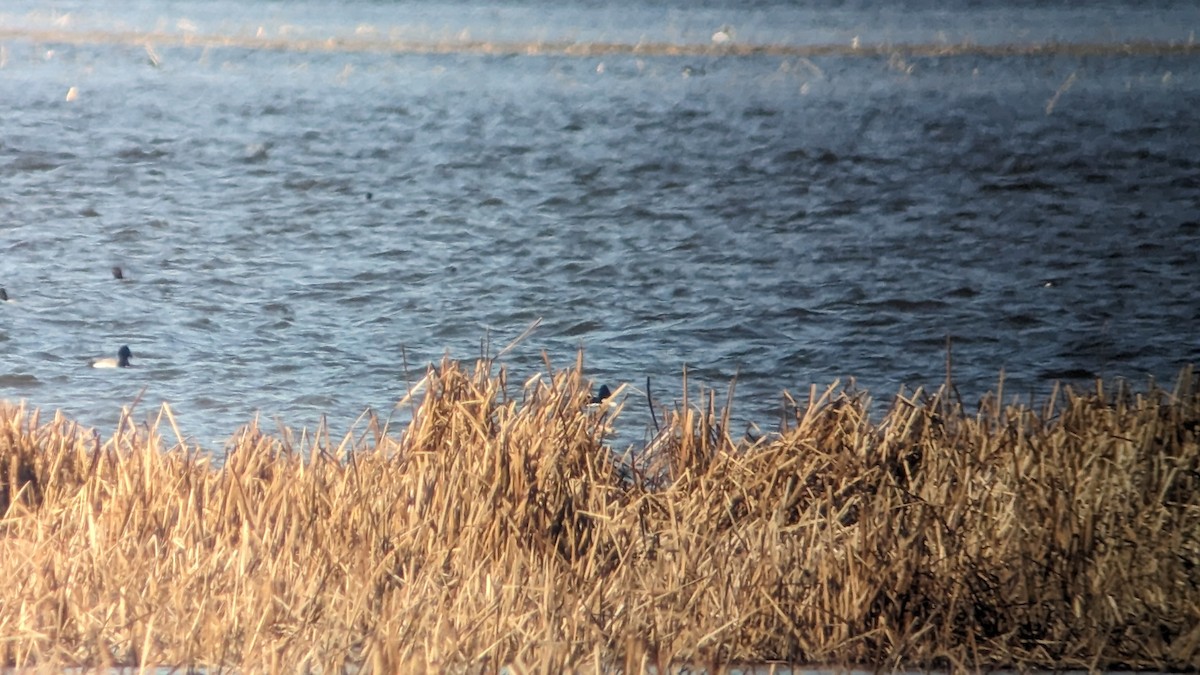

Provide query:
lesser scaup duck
left=91, top=345, right=133, bottom=368
left=590, top=384, right=612, bottom=405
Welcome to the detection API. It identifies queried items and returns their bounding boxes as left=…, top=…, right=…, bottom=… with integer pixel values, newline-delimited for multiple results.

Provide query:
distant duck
left=112, top=266, right=125, bottom=280
left=91, top=345, right=133, bottom=368
left=0, top=287, right=9, bottom=302
left=712, top=25, right=734, bottom=44
left=590, top=384, right=612, bottom=405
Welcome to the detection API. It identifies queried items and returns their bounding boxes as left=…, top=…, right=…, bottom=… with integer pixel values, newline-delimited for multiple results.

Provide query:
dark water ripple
left=2, top=10, right=1200, bottom=447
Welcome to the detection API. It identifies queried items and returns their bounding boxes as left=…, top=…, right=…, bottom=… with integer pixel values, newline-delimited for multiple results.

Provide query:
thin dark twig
left=945, top=333, right=964, bottom=410
left=646, top=376, right=659, bottom=433
left=383, top=345, right=418, bottom=437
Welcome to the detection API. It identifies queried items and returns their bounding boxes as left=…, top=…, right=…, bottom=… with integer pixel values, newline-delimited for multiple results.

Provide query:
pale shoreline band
left=2, top=27, right=1199, bottom=58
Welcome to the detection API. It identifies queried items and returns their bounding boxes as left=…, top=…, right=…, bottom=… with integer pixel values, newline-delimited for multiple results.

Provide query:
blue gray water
left=2, top=1, right=1199, bottom=450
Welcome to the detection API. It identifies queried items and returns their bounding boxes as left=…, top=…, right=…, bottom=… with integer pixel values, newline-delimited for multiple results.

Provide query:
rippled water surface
left=2, top=0, right=1199, bottom=448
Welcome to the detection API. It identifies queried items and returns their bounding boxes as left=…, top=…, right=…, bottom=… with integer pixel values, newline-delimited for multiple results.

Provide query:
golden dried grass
left=1, top=358, right=1197, bottom=672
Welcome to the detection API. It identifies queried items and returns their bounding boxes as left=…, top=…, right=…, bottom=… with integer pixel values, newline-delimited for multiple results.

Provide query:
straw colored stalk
left=0, top=361, right=1197, bottom=672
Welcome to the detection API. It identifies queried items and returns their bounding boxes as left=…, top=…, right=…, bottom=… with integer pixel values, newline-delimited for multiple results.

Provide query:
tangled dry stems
left=1, top=358, right=1197, bottom=672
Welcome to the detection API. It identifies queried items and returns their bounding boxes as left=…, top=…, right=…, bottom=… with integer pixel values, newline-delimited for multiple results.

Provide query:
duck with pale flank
left=90, top=345, right=133, bottom=368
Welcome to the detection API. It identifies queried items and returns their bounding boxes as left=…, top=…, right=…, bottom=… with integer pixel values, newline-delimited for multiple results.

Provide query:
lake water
left=2, top=0, right=1199, bottom=450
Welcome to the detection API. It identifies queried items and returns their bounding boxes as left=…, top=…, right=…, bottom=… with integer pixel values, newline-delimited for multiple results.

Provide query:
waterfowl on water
left=0, top=288, right=9, bottom=302
left=591, top=384, right=612, bottom=405
left=112, top=266, right=124, bottom=280
left=90, top=345, right=133, bottom=368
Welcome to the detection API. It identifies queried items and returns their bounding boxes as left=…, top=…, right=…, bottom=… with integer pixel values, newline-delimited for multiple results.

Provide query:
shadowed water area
left=1, top=0, right=1198, bottom=449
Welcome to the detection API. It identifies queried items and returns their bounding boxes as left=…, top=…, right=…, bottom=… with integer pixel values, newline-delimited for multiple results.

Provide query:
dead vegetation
left=1, top=357, right=1197, bottom=672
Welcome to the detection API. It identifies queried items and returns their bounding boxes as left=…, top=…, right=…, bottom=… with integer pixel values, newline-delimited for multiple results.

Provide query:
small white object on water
left=712, top=25, right=733, bottom=44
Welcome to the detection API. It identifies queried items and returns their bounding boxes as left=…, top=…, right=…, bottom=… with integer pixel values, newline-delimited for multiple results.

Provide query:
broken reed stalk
left=1, top=360, right=1198, bottom=672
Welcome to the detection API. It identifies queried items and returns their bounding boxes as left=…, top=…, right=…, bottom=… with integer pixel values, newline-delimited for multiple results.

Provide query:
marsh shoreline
left=2, top=360, right=1197, bottom=672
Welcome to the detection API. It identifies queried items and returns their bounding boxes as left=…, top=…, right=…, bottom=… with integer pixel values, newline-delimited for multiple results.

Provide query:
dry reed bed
left=1, top=359, right=1198, bottom=672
